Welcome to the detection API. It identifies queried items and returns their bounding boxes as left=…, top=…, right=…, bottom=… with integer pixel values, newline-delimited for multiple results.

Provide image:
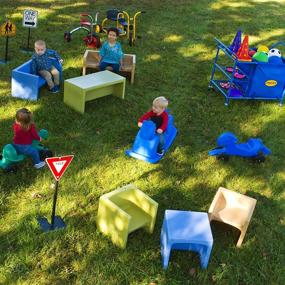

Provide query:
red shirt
left=138, top=110, right=168, bottom=132
left=13, top=123, right=40, bottom=145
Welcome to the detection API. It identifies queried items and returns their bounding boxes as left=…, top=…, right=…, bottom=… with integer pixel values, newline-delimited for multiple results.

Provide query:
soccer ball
left=268, top=48, right=281, bottom=58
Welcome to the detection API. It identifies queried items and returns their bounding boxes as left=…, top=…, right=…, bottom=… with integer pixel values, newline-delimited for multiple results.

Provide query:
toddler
left=13, top=108, right=45, bottom=169
left=31, top=40, right=63, bottom=93
left=138, top=97, right=169, bottom=155
left=99, top=27, right=124, bottom=73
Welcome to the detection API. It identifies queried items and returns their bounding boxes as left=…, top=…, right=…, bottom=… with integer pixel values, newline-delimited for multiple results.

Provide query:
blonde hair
left=15, top=108, right=33, bottom=131
left=35, top=40, right=46, bottom=48
left=153, top=96, right=168, bottom=108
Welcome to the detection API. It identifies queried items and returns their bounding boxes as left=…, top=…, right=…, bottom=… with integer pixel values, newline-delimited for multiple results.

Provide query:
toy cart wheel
left=39, top=149, right=53, bottom=161
left=208, top=85, right=214, bottom=91
left=251, top=155, right=265, bottom=163
left=129, top=32, right=134, bottom=46
left=64, top=32, right=71, bottom=42
left=217, top=154, right=230, bottom=161
left=4, top=165, right=17, bottom=173
left=95, top=24, right=102, bottom=34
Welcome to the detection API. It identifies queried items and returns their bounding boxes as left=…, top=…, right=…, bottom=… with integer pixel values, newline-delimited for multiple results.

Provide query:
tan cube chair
left=208, top=187, right=257, bottom=247
left=83, top=50, right=136, bottom=84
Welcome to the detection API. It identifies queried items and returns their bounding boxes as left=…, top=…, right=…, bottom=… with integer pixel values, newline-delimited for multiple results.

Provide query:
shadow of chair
left=208, top=187, right=257, bottom=247
left=96, top=184, right=158, bottom=248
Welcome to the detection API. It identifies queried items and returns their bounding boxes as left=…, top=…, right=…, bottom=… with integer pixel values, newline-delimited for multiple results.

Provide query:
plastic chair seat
left=97, top=184, right=158, bottom=248
left=161, top=210, right=213, bottom=269
left=208, top=187, right=257, bottom=247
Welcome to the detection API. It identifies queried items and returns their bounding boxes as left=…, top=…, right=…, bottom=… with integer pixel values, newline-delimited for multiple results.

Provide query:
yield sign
left=46, top=155, right=74, bottom=181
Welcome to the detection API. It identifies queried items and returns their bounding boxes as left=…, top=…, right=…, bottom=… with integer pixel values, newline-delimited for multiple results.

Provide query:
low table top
left=65, top=70, right=125, bottom=90
left=164, top=210, right=213, bottom=243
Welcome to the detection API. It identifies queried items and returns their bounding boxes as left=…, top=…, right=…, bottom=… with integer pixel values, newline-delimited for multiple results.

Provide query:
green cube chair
left=96, top=184, right=158, bottom=248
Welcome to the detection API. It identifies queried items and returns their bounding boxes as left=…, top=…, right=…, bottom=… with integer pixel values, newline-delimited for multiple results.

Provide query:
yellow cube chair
left=96, top=184, right=158, bottom=248
left=82, top=50, right=136, bottom=84
left=208, top=187, right=257, bottom=247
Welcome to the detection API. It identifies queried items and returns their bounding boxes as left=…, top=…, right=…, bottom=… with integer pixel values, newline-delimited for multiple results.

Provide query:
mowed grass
left=0, top=0, right=284, bottom=284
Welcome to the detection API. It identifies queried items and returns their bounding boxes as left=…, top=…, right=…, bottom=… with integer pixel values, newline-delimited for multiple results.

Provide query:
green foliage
left=0, top=0, right=284, bottom=284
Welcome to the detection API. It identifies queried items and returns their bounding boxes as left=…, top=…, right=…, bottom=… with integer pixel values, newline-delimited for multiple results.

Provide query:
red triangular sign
left=46, top=155, right=74, bottom=181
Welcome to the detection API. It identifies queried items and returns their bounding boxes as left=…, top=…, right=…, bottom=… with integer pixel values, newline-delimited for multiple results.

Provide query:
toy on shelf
left=0, top=129, right=52, bottom=172
left=101, top=9, right=145, bottom=46
left=64, top=12, right=101, bottom=48
left=209, top=33, right=285, bottom=106
left=208, top=132, right=271, bottom=163
left=228, top=30, right=241, bottom=53
left=126, top=111, right=177, bottom=163
left=236, top=35, right=251, bottom=62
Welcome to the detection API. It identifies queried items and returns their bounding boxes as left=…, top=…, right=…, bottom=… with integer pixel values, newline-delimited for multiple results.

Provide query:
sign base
left=38, top=216, right=66, bottom=232
left=0, top=59, right=9, bottom=64
left=20, top=47, right=33, bottom=53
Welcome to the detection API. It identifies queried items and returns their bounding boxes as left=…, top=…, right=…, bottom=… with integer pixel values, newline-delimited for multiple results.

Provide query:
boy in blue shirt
left=31, top=40, right=63, bottom=93
left=99, top=27, right=124, bottom=73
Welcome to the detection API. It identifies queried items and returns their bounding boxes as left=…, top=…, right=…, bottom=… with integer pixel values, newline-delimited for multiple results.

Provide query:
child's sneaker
left=50, top=86, right=59, bottom=93
left=157, top=149, right=165, bottom=156
left=55, top=85, right=60, bottom=92
left=34, top=161, right=46, bottom=169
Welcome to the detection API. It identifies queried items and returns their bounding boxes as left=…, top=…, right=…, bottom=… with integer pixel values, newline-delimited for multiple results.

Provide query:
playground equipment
left=64, top=12, right=101, bottom=48
left=12, top=58, right=62, bottom=101
left=96, top=184, right=158, bottom=248
left=209, top=33, right=285, bottom=106
left=208, top=187, right=257, bottom=247
left=126, top=112, right=177, bottom=163
left=101, top=9, right=145, bottom=46
left=82, top=50, right=136, bottom=84
left=208, top=132, right=271, bottom=163
left=0, top=129, right=52, bottom=172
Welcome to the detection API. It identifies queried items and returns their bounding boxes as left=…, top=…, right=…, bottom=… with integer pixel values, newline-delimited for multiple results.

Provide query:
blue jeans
left=13, top=144, right=40, bottom=164
left=158, top=133, right=165, bottom=152
left=99, top=61, right=120, bottom=73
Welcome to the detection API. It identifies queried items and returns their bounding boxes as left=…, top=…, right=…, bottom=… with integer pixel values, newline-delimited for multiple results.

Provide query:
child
left=31, top=40, right=63, bottom=93
left=138, top=97, right=169, bottom=155
left=98, top=27, right=124, bottom=73
left=13, top=108, right=45, bottom=169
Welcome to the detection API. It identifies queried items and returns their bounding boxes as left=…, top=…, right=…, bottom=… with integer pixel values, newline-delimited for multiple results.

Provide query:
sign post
left=0, top=20, right=16, bottom=64
left=38, top=155, right=74, bottom=232
left=21, top=9, right=38, bottom=53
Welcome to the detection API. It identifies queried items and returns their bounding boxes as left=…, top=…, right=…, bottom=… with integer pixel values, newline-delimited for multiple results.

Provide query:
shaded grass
left=0, top=0, right=285, bottom=284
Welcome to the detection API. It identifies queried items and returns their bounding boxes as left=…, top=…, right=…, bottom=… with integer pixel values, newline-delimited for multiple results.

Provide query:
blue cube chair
left=126, top=112, right=177, bottom=163
left=161, top=210, right=213, bottom=269
left=11, top=59, right=62, bottom=100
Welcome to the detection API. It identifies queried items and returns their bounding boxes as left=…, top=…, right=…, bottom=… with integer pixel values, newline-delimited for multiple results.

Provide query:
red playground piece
left=237, top=35, right=252, bottom=62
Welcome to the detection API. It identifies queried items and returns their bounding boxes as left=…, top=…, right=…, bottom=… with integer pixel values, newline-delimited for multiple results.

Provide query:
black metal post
left=50, top=180, right=59, bottom=229
left=27, top=27, right=31, bottom=49
left=4, top=36, right=9, bottom=62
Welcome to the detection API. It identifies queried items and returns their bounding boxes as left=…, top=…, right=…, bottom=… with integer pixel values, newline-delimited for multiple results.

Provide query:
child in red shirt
left=13, top=108, right=45, bottom=169
left=138, top=96, right=169, bottom=155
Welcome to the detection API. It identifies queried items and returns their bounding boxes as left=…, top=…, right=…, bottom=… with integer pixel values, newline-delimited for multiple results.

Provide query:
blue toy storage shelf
left=209, top=38, right=285, bottom=106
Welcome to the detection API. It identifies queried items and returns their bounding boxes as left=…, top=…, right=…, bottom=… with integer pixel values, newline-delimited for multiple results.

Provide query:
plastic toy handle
left=81, top=13, right=89, bottom=16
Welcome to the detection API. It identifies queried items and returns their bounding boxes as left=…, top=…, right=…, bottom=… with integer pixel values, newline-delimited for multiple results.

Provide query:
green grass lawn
left=0, top=0, right=284, bottom=284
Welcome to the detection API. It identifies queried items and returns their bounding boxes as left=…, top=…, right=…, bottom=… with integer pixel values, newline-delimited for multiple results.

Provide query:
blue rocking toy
left=208, top=132, right=271, bottom=163
left=126, top=113, right=177, bottom=163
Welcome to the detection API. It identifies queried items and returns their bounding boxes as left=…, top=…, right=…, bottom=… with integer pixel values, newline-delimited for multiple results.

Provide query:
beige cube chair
left=208, top=187, right=257, bottom=247
left=96, top=184, right=158, bottom=248
left=83, top=50, right=136, bottom=84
